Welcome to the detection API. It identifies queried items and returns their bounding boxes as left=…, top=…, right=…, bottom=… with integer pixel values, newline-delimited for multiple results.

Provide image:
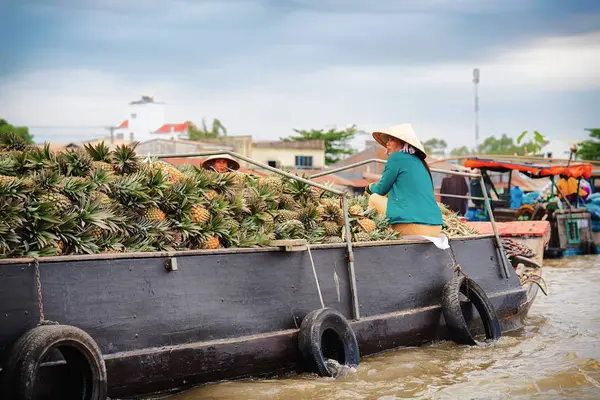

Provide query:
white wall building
left=113, top=95, right=167, bottom=142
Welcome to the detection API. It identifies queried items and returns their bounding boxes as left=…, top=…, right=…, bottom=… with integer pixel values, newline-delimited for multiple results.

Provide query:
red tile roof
left=118, top=120, right=128, bottom=129
left=155, top=122, right=190, bottom=134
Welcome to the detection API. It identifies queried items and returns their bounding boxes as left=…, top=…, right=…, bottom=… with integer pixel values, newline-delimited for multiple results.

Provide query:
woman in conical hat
left=365, top=123, right=443, bottom=236
left=201, top=154, right=240, bottom=173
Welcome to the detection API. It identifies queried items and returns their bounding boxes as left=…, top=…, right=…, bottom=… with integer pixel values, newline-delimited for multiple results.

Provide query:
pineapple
left=57, top=148, right=94, bottom=177
left=222, top=218, right=240, bottom=233
left=296, top=202, right=323, bottom=230
left=324, top=236, right=344, bottom=244
left=205, top=189, right=218, bottom=200
left=358, top=218, right=377, bottom=232
left=225, top=171, right=246, bottom=191
left=91, top=227, right=104, bottom=241
left=274, top=219, right=305, bottom=240
left=0, top=132, right=30, bottom=152
left=275, top=209, right=299, bottom=223
left=323, top=221, right=341, bottom=236
left=285, top=177, right=320, bottom=204
left=0, top=175, right=18, bottom=185
left=259, top=175, right=284, bottom=195
left=322, top=202, right=345, bottom=226
left=113, top=143, right=141, bottom=175
left=39, top=192, right=72, bottom=215
left=84, top=141, right=114, bottom=175
left=56, top=240, right=66, bottom=256
left=202, top=236, right=220, bottom=249
left=353, top=231, right=371, bottom=242
left=190, top=205, right=211, bottom=225
left=154, top=161, right=184, bottom=183
left=260, top=212, right=274, bottom=229
left=278, top=193, right=297, bottom=210
left=349, top=204, right=364, bottom=216
left=143, top=207, right=167, bottom=222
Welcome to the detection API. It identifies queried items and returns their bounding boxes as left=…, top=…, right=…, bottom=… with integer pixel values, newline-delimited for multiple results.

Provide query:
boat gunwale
left=0, top=234, right=496, bottom=265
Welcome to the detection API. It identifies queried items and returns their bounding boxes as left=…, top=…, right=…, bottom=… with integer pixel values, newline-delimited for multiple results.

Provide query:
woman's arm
left=369, top=155, right=401, bottom=196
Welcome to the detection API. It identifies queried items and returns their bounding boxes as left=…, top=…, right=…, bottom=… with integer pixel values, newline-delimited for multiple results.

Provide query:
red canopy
left=464, top=158, right=593, bottom=180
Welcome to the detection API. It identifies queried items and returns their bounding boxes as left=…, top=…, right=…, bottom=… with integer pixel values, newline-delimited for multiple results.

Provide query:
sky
left=1, top=0, right=599, bottom=151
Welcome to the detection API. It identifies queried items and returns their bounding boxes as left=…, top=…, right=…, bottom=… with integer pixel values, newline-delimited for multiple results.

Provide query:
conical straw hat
left=201, top=154, right=240, bottom=171
left=372, top=123, right=426, bottom=158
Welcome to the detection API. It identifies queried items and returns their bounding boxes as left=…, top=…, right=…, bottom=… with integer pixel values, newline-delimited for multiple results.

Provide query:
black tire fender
left=1, top=324, right=107, bottom=400
left=441, top=275, right=502, bottom=345
left=298, top=307, right=359, bottom=376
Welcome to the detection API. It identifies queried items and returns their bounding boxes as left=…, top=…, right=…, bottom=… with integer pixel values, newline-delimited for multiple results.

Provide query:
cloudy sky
left=1, top=0, right=599, bottom=150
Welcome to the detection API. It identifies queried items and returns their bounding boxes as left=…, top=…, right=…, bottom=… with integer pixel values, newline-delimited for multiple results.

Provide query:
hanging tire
left=298, top=308, right=359, bottom=376
left=441, top=275, right=502, bottom=345
left=1, top=324, right=107, bottom=400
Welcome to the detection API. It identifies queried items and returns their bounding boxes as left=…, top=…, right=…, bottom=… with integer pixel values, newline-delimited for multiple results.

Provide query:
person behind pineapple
left=365, top=124, right=443, bottom=236
left=201, top=154, right=240, bottom=173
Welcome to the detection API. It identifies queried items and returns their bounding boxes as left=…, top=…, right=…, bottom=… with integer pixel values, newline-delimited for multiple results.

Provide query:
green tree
left=577, top=129, right=600, bottom=160
left=450, top=146, right=471, bottom=156
left=423, top=138, right=447, bottom=157
left=516, top=130, right=546, bottom=155
left=475, top=134, right=519, bottom=155
left=0, top=119, right=33, bottom=144
left=282, top=127, right=357, bottom=165
left=188, top=118, right=227, bottom=140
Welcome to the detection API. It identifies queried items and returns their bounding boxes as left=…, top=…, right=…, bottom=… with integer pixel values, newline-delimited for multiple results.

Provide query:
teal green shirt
left=370, top=152, right=443, bottom=226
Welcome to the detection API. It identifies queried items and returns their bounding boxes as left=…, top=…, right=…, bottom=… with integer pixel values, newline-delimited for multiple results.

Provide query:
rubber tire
left=298, top=308, right=359, bottom=376
left=1, top=324, right=107, bottom=400
left=441, top=275, right=502, bottom=345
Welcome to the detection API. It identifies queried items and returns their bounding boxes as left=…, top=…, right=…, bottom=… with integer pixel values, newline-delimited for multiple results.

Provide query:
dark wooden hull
left=0, top=235, right=536, bottom=398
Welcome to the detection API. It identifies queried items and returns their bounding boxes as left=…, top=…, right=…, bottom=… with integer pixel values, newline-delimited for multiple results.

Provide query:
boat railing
left=310, top=158, right=511, bottom=280
left=147, top=151, right=511, bottom=320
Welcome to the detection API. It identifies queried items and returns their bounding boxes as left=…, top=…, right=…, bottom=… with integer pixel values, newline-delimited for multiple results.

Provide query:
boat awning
left=464, top=157, right=593, bottom=179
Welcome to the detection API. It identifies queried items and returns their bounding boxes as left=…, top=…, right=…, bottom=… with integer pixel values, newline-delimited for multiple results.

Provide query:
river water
left=163, top=256, right=600, bottom=400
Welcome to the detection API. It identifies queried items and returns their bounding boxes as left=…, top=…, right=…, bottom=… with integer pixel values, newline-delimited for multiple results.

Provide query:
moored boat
left=0, top=154, right=545, bottom=400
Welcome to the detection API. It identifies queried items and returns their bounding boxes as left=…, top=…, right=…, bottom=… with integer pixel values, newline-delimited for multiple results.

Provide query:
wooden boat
left=0, top=155, right=546, bottom=400
left=458, top=157, right=596, bottom=257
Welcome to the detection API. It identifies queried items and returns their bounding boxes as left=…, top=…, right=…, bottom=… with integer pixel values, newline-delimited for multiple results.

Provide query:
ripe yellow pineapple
left=143, top=207, right=166, bottom=222
left=349, top=205, right=364, bottom=216
left=56, top=240, right=65, bottom=256
left=205, top=189, right=218, bottom=200
left=202, top=236, right=220, bottom=249
left=91, top=227, right=104, bottom=240
left=154, top=161, right=184, bottom=183
left=191, top=205, right=211, bottom=225
left=359, top=218, right=377, bottom=232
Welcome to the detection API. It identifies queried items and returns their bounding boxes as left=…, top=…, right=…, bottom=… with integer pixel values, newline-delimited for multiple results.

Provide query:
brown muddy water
left=157, top=256, right=600, bottom=400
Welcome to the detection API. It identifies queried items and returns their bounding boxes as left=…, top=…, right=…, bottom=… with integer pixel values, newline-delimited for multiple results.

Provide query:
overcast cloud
left=1, top=0, right=599, bottom=149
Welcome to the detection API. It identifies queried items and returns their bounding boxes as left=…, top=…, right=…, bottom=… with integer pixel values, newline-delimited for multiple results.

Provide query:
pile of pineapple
left=0, top=132, right=401, bottom=258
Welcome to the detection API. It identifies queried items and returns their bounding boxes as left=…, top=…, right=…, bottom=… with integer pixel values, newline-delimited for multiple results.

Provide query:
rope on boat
left=444, top=239, right=472, bottom=293
left=306, top=244, right=325, bottom=309
left=520, top=274, right=549, bottom=296
left=33, top=259, right=59, bottom=326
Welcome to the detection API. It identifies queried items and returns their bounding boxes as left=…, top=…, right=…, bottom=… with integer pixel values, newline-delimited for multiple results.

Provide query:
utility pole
left=105, top=126, right=116, bottom=145
left=473, top=68, right=480, bottom=148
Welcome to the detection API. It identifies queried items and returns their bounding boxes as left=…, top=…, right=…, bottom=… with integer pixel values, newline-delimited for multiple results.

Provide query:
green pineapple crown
left=84, top=141, right=114, bottom=163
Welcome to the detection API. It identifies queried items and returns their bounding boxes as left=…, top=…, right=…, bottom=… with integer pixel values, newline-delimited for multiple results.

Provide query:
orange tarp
left=464, top=158, right=592, bottom=179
